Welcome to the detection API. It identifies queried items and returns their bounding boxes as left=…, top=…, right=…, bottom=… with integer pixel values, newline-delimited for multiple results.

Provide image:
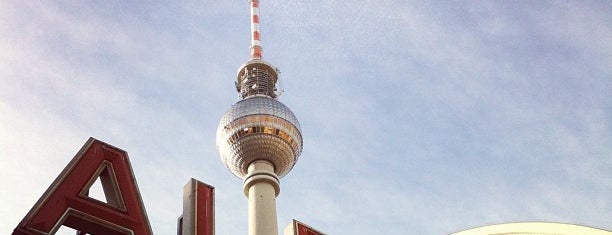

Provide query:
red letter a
left=12, top=138, right=153, bottom=235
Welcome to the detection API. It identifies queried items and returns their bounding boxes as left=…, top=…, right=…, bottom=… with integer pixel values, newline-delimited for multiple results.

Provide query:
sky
left=1, top=1, right=610, bottom=234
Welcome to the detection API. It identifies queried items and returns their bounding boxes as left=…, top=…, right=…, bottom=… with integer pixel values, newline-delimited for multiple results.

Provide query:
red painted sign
left=178, top=179, right=215, bottom=235
left=286, top=220, right=325, bottom=235
left=12, top=138, right=153, bottom=235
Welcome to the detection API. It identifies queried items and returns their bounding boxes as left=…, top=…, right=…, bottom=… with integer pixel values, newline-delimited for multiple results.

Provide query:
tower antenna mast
left=250, top=0, right=263, bottom=60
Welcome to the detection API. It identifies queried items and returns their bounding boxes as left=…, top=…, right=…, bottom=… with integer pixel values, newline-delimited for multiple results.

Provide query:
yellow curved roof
left=451, top=222, right=611, bottom=235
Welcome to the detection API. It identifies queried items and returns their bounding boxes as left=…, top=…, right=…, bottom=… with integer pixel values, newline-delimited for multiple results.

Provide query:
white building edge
left=451, top=222, right=611, bottom=235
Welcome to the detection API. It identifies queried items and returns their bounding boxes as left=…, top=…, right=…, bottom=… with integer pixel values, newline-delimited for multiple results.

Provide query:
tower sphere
left=216, top=95, right=303, bottom=179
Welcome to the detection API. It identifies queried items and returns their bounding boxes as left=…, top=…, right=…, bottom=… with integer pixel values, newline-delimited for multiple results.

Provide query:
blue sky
left=1, top=1, right=610, bottom=234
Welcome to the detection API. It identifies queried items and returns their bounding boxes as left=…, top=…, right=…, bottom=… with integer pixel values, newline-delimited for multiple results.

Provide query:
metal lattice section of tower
left=237, top=66, right=277, bottom=99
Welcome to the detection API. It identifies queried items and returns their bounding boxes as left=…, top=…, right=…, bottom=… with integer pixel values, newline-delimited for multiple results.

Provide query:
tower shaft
left=244, top=160, right=280, bottom=235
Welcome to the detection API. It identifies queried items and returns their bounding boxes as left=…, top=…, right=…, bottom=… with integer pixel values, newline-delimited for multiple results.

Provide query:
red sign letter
left=12, top=138, right=153, bottom=235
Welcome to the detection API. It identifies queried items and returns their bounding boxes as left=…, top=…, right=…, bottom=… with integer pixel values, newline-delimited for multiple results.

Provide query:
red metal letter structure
left=284, top=220, right=326, bottom=235
left=12, top=138, right=153, bottom=235
left=177, top=179, right=215, bottom=235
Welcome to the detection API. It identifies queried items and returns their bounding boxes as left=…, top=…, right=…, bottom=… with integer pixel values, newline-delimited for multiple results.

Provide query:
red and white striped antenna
left=250, top=0, right=262, bottom=60
left=234, top=0, right=282, bottom=99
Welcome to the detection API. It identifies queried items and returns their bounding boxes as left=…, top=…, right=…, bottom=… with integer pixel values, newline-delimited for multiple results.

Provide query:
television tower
left=215, top=1, right=303, bottom=235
